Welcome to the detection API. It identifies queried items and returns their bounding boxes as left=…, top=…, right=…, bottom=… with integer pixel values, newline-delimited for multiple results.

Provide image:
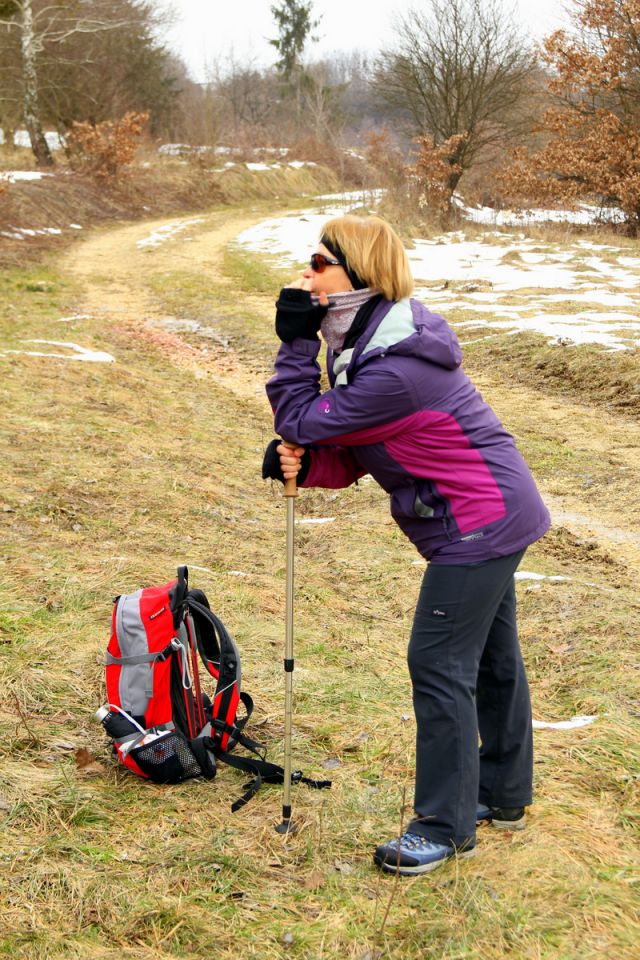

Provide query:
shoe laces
left=390, top=831, right=441, bottom=852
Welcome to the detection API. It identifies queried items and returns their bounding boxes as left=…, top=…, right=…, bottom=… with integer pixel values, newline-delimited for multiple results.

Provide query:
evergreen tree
left=269, top=0, right=319, bottom=82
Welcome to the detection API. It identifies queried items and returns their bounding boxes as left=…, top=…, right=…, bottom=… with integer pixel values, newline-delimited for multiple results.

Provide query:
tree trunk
left=21, top=0, right=54, bottom=166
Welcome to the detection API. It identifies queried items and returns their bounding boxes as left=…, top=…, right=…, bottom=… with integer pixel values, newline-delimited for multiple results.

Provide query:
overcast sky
left=163, top=0, right=572, bottom=83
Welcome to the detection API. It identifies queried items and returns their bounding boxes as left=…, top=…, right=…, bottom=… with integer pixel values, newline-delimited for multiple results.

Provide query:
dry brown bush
left=66, top=112, right=149, bottom=182
left=414, top=133, right=469, bottom=224
left=499, top=0, right=640, bottom=232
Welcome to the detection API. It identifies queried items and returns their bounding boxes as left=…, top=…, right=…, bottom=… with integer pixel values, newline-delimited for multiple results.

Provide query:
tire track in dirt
left=64, top=209, right=640, bottom=576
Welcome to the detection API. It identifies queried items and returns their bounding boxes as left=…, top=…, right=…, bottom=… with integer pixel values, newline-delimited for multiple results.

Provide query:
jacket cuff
left=278, top=337, right=322, bottom=357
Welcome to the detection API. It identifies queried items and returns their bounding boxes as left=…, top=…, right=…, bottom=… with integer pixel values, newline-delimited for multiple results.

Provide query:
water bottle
left=95, top=705, right=140, bottom=740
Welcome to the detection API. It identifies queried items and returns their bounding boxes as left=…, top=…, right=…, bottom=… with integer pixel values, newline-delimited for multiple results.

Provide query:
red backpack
left=97, top=566, right=329, bottom=810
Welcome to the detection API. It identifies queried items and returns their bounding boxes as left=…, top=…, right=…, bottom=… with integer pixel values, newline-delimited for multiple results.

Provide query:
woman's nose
left=302, top=265, right=314, bottom=279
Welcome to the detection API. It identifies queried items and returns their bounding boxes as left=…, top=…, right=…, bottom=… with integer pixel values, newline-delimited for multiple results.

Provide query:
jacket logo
left=431, top=608, right=448, bottom=617
left=149, top=606, right=166, bottom=620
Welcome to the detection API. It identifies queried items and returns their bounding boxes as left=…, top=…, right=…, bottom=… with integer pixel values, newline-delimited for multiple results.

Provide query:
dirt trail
left=64, top=209, right=640, bottom=576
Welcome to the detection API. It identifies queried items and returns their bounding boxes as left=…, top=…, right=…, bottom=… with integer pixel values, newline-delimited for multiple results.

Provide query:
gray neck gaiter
left=313, top=287, right=376, bottom=352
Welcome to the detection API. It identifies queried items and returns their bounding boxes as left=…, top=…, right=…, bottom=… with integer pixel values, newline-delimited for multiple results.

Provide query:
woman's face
left=301, top=242, right=353, bottom=295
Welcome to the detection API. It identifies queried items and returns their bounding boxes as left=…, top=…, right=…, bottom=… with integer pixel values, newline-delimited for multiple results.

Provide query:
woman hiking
left=262, top=215, right=550, bottom=875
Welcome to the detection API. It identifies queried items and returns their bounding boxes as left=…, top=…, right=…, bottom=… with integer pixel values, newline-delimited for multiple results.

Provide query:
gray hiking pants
left=406, top=549, right=533, bottom=848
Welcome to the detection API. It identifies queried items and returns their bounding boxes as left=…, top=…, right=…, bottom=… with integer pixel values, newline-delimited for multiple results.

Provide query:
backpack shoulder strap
left=185, top=594, right=243, bottom=750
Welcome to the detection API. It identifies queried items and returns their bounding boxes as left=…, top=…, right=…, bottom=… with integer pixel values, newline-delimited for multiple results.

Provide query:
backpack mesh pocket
left=129, top=731, right=202, bottom=784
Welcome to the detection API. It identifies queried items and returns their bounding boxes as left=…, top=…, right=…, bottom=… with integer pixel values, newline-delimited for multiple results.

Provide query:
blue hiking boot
left=476, top=804, right=526, bottom=829
left=373, top=831, right=475, bottom=875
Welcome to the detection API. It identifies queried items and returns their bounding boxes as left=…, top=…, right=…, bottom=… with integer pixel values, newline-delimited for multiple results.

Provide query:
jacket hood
left=356, top=297, right=462, bottom=371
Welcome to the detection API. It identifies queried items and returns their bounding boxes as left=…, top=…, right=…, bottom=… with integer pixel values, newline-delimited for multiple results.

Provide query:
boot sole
left=375, top=848, right=475, bottom=876
left=491, top=815, right=526, bottom=830
left=477, top=814, right=526, bottom=830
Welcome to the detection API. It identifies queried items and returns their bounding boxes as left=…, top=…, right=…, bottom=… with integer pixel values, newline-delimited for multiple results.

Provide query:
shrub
left=66, top=112, right=149, bottom=181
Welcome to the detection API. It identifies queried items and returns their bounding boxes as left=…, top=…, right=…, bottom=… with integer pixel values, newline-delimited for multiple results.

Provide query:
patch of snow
left=158, top=143, right=196, bottom=156
left=4, top=130, right=62, bottom=150
left=0, top=171, right=53, bottom=182
left=314, top=189, right=384, bottom=204
left=58, top=314, right=93, bottom=323
left=408, top=239, right=581, bottom=290
left=236, top=200, right=640, bottom=351
left=458, top=198, right=624, bottom=226
left=288, top=160, right=316, bottom=168
left=532, top=715, right=597, bottom=730
left=69, top=223, right=83, bottom=230
left=535, top=290, right=636, bottom=307
left=451, top=312, right=640, bottom=351
left=1, top=340, right=114, bottom=363
left=246, top=162, right=273, bottom=171
left=1, top=225, right=63, bottom=239
left=581, top=256, right=640, bottom=289
left=136, top=218, right=204, bottom=248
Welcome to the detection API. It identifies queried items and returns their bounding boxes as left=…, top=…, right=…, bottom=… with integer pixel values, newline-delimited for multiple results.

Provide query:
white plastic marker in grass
left=1, top=340, right=114, bottom=363
left=295, top=517, right=336, bottom=525
left=532, top=715, right=597, bottom=730
left=515, top=572, right=570, bottom=582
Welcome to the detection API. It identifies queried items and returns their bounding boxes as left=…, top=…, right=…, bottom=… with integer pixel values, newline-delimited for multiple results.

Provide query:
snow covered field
left=237, top=195, right=640, bottom=351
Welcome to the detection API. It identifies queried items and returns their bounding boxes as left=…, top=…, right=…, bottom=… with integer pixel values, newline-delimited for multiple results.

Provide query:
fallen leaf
left=334, top=859, right=354, bottom=875
left=74, top=747, right=105, bottom=775
left=74, top=748, right=95, bottom=768
left=547, top=642, right=572, bottom=655
left=303, top=870, right=326, bottom=890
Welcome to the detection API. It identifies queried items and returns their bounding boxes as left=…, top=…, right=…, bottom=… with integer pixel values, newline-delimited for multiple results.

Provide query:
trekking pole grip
left=281, top=440, right=299, bottom=498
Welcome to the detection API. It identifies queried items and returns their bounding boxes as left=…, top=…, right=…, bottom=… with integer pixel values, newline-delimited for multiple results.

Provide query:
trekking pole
left=276, top=441, right=298, bottom=835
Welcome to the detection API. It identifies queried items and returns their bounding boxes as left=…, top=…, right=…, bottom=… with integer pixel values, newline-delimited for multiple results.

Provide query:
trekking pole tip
left=275, top=817, right=297, bottom=835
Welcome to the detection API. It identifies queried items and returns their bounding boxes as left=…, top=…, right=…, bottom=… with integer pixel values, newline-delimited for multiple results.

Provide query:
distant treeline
left=2, top=0, right=640, bottom=232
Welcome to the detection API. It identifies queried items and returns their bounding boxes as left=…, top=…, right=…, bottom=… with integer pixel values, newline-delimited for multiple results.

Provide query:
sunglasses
left=309, top=252, right=342, bottom=273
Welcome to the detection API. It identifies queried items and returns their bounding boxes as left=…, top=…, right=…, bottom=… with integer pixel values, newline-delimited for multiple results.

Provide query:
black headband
left=320, top=235, right=367, bottom=290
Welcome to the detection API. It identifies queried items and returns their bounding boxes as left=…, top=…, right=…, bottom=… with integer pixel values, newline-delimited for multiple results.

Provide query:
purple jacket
left=266, top=296, right=550, bottom=563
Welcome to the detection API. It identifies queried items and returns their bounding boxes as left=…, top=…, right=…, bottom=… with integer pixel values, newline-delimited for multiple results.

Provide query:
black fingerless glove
left=261, top=438, right=311, bottom=485
left=275, top=288, right=328, bottom=343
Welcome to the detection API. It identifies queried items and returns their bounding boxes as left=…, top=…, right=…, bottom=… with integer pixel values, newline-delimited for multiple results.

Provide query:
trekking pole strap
left=216, top=750, right=331, bottom=812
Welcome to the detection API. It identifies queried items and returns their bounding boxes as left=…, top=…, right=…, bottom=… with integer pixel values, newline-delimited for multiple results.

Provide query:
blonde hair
left=321, top=215, right=414, bottom=301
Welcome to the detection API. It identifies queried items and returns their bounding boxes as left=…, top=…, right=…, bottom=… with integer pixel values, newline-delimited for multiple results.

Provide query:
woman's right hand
left=262, top=439, right=310, bottom=484
left=277, top=443, right=305, bottom=480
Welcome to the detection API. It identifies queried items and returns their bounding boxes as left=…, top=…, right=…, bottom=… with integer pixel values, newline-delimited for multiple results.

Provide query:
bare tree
left=0, top=0, right=148, bottom=165
left=374, top=0, right=536, bottom=194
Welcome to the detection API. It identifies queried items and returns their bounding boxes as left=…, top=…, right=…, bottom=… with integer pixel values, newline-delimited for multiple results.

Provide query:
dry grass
left=0, top=149, right=339, bottom=267
left=0, top=211, right=639, bottom=959
left=464, top=333, right=640, bottom=419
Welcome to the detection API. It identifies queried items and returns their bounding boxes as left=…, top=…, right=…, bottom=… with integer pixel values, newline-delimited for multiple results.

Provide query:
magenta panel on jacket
left=383, top=411, right=507, bottom=534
